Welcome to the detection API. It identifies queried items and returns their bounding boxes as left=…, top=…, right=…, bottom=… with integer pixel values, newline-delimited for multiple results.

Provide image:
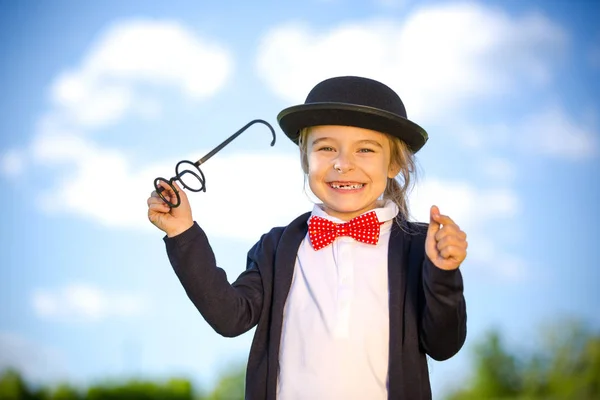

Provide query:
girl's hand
left=425, top=205, right=468, bottom=271
left=147, top=180, right=194, bottom=237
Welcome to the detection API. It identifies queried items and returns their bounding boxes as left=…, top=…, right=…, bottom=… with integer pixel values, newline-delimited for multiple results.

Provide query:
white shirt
left=277, top=200, right=399, bottom=400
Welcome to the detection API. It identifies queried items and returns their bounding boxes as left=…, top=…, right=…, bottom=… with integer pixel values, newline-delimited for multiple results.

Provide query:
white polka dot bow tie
left=308, top=211, right=383, bottom=251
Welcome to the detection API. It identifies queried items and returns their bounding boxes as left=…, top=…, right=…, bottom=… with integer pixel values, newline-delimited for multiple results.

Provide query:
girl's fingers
left=434, top=224, right=466, bottom=242
left=439, top=245, right=467, bottom=261
left=152, top=180, right=179, bottom=203
left=147, top=195, right=169, bottom=207
left=148, top=201, right=170, bottom=209
left=431, top=212, right=457, bottom=226
left=158, top=186, right=176, bottom=203
left=436, top=235, right=468, bottom=252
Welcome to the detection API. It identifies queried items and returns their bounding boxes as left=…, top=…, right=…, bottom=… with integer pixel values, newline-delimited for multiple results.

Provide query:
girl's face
left=306, top=125, right=399, bottom=221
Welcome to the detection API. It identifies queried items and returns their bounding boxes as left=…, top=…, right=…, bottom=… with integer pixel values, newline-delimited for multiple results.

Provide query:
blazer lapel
left=266, top=212, right=310, bottom=399
left=387, top=218, right=410, bottom=398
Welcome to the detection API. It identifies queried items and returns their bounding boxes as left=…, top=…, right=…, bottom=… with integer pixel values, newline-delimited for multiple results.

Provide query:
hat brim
left=277, top=102, right=428, bottom=153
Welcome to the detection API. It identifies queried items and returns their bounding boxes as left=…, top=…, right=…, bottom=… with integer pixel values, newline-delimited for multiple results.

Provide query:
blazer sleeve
left=414, top=225, right=467, bottom=361
left=163, top=221, right=268, bottom=338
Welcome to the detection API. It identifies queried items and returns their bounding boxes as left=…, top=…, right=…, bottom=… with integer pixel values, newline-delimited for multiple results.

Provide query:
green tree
left=446, top=331, right=521, bottom=400
left=446, top=320, right=600, bottom=400
left=85, top=378, right=194, bottom=400
left=524, top=321, right=600, bottom=399
left=48, top=383, right=82, bottom=400
left=0, top=369, right=36, bottom=400
left=206, top=364, right=245, bottom=400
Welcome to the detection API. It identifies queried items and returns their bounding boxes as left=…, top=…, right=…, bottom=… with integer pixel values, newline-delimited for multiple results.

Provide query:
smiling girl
left=299, top=124, right=413, bottom=221
left=147, top=76, right=468, bottom=399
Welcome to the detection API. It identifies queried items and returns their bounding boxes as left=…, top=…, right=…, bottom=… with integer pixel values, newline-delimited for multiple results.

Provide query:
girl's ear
left=299, top=127, right=311, bottom=174
left=300, top=147, right=309, bottom=174
left=387, top=161, right=401, bottom=179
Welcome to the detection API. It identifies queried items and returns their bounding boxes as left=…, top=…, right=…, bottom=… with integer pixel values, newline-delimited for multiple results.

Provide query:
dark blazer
left=164, top=212, right=467, bottom=400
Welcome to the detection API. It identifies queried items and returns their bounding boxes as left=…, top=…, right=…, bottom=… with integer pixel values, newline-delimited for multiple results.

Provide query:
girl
left=147, top=76, right=468, bottom=400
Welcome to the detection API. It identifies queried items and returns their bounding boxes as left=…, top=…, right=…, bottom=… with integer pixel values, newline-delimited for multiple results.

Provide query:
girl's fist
left=147, top=180, right=194, bottom=237
left=425, top=205, right=468, bottom=270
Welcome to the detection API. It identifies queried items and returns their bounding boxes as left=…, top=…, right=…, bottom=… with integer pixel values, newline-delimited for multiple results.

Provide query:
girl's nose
left=333, top=153, right=354, bottom=174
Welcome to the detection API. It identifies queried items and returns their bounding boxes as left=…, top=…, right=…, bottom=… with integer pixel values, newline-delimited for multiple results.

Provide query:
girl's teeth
left=331, top=183, right=364, bottom=190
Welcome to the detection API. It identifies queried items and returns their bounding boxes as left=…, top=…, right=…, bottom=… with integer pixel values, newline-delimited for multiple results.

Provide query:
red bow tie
left=308, top=211, right=383, bottom=250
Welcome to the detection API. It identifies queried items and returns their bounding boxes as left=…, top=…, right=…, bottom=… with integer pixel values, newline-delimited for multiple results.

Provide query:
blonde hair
left=298, top=127, right=418, bottom=221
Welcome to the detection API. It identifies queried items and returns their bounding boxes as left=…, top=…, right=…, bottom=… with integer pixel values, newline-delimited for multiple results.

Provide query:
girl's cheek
left=308, top=154, right=326, bottom=170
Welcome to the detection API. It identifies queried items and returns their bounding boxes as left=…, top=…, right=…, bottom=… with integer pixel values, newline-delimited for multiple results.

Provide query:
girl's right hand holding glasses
left=147, top=180, right=194, bottom=237
left=147, top=119, right=276, bottom=237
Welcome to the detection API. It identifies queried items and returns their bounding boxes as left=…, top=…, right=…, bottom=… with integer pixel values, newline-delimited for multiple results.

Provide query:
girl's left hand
left=425, top=205, right=468, bottom=271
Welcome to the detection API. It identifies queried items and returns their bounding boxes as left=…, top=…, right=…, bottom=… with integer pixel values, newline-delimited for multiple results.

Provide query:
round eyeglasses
left=153, top=119, right=276, bottom=208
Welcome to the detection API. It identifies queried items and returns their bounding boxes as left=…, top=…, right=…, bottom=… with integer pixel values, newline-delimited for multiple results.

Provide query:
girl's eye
left=317, top=146, right=334, bottom=152
left=358, top=148, right=375, bottom=153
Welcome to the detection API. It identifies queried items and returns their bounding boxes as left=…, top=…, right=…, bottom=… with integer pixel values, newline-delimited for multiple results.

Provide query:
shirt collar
left=310, top=200, right=399, bottom=225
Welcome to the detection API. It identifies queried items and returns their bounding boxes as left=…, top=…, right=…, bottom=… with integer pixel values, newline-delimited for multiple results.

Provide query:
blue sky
left=1, top=0, right=599, bottom=397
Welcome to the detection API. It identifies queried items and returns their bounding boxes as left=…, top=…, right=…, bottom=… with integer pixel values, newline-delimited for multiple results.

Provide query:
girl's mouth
left=329, top=183, right=365, bottom=190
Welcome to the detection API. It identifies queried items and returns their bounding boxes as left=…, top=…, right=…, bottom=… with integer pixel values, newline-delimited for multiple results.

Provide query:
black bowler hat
left=277, top=76, right=428, bottom=153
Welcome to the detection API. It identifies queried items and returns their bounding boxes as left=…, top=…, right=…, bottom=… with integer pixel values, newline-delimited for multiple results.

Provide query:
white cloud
left=49, top=19, right=232, bottom=130
left=33, top=131, right=313, bottom=240
left=375, top=0, right=408, bottom=9
left=187, top=152, right=313, bottom=240
left=0, top=18, right=233, bottom=182
left=256, top=3, right=567, bottom=122
left=0, top=17, right=243, bottom=229
left=32, top=283, right=146, bottom=322
left=446, top=105, right=598, bottom=160
left=33, top=135, right=152, bottom=229
left=481, top=157, right=516, bottom=182
left=0, top=332, right=68, bottom=382
left=521, top=106, right=598, bottom=160
left=447, top=123, right=513, bottom=151
left=31, top=130, right=94, bottom=165
left=409, top=178, right=519, bottom=226
left=409, top=178, right=525, bottom=280
left=255, top=3, right=599, bottom=162
left=0, top=148, right=25, bottom=178
left=462, top=234, right=528, bottom=280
